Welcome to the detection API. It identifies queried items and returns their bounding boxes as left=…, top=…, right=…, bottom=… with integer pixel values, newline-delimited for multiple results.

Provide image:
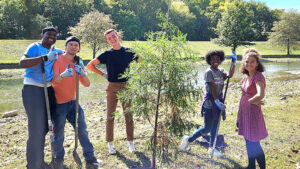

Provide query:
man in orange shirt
left=52, top=36, right=101, bottom=168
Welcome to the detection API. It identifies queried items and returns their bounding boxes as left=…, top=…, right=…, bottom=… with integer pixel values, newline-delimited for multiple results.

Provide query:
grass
left=1, top=40, right=300, bottom=64
left=0, top=68, right=299, bottom=168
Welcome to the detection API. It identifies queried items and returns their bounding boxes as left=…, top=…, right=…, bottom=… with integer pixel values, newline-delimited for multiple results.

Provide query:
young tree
left=118, top=17, right=201, bottom=168
left=268, top=9, right=300, bottom=56
left=213, top=0, right=256, bottom=51
left=69, top=10, right=116, bottom=59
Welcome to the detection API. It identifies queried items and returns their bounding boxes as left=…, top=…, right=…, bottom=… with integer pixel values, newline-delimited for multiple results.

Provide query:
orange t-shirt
left=52, top=55, right=84, bottom=104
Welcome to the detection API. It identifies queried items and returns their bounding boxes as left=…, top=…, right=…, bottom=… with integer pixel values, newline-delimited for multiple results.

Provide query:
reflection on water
left=1, top=61, right=300, bottom=114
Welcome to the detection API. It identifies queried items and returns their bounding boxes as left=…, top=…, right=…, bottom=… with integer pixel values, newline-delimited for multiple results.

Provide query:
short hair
left=65, top=36, right=80, bottom=46
left=205, top=49, right=225, bottom=65
left=104, top=29, right=117, bottom=36
left=239, top=48, right=265, bottom=75
left=42, top=27, right=57, bottom=34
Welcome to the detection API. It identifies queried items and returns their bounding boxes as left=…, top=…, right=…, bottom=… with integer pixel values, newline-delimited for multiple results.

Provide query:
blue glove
left=60, top=64, right=73, bottom=78
left=101, top=73, right=108, bottom=79
left=75, top=64, right=86, bottom=77
left=214, top=99, right=226, bottom=112
left=230, top=51, right=237, bottom=65
left=46, top=46, right=58, bottom=61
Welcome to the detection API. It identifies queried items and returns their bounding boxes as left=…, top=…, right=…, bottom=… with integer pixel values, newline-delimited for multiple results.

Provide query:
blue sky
left=245, top=0, right=300, bottom=11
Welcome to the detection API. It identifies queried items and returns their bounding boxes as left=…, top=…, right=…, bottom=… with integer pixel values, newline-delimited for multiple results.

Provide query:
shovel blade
left=73, top=150, right=82, bottom=167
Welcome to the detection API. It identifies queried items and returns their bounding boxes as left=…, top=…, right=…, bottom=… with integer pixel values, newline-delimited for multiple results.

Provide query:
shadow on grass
left=195, top=134, right=228, bottom=152
left=183, top=134, right=243, bottom=169
left=183, top=151, right=243, bottom=169
left=115, top=151, right=151, bottom=169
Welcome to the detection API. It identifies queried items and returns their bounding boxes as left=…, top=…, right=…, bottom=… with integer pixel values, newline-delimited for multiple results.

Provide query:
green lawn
left=1, top=40, right=299, bottom=64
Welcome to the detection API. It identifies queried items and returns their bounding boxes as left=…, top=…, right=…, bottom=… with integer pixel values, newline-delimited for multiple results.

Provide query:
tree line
left=0, top=0, right=284, bottom=41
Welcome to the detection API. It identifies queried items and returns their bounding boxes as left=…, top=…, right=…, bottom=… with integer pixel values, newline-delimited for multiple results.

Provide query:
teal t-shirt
left=23, top=42, right=63, bottom=83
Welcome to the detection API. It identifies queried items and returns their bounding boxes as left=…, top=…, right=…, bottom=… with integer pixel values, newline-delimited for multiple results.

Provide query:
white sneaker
left=196, top=135, right=207, bottom=142
left=107, top=142, right=116, bottom=155
left=179, top=135, right=190, bottom=151
left=208, top=147, right=223, bottom=158
left=128, top=141, right=136, bottom=152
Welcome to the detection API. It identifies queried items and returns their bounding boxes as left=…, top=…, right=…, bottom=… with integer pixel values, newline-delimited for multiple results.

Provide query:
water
left=196, top=61, right=300, bottom=85
left=1, top=61, right=300, bottom=114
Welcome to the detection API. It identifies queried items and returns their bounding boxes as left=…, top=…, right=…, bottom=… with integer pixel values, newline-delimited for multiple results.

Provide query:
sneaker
left=179, top=135, right=190, bottom=151
left=86, top=157, right=102, bottom=167
left=208, top=147, right=223, bottom=158
left=107, top=142, right=116, bottom=155
left=196, top=135, right=207, bottom=142
left=128, top=141, right=136, bottom=152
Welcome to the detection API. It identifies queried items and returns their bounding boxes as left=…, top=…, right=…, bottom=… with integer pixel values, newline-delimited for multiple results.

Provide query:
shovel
left=41, top=57, right=55, bottom=168
left=73, top=56, right=82, bottom=167
left=210, top=53, right=235, bottom=159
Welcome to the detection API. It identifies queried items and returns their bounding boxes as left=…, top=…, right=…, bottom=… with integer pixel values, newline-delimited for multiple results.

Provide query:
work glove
left=214, top=99, right=226, bottom=112
left=60, top=64, right=73, bottom=78
left=75, top=64, right=86, bottom=77
left=230, top=51, right=237, bottom=66
left=101, top=73, right=108, bottom=79
left=46, top=46, right=58, bottom=61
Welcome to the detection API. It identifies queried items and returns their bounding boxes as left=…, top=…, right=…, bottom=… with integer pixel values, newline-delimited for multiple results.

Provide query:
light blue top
left=24, top=42, right=63, bottom=83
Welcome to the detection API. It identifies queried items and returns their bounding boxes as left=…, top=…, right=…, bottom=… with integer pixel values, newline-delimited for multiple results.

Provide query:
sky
left=245, top=0, right=300, bottom=11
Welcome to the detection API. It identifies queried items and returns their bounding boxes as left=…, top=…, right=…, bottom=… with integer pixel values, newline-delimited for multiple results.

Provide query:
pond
left=1, top=61, right=300, bottom=115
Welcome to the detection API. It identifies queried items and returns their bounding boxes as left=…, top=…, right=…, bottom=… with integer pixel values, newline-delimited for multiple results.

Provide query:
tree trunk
left=232, top=45, right=237, bottom=53
left=287, top=38, right=290, bottom=56
left=152, top=62, right=164, bottom=169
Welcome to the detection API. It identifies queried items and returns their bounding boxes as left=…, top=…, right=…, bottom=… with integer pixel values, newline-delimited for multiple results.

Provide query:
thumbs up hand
left=46, top=46, right=58, bottom=61
left=60, top=64, right=73, bottom=78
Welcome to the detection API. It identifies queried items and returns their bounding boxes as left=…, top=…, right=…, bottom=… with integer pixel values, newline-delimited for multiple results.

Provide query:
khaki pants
left=106, top=82, right=134, bottom=142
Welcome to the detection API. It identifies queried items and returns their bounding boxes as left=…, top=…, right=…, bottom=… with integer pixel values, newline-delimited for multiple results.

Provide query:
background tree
left=169, top=1, right=197, bottom=40
left=214, top=0, right=256, bottom=51
left=43, top=0, right=89, bottom=39
left=185, top=0, right=213, bottom=40
left=115, top=0, right=169, bottom=36
left=112, top=9, right=144, bottom=40
left=247, top=1, right=280, bottom=41
left=69, top=10, right=116, bottom=58
left=0, top=0, right=287, bottom=41
left=268, top=9, right=300, bottom=56
left=0, top=0, right=49, bottom=39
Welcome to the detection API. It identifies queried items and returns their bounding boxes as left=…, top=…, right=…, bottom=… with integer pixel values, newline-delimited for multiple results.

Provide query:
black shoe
left=86, top=157, right=102, bottom=167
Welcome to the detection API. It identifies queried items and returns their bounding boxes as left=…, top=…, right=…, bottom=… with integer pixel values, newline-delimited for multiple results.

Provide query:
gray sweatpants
left=22, top=85, right=56, bottom=169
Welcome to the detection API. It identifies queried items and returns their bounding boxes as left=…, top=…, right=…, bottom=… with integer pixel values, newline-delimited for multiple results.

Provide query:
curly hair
left=205, top=49, right=225, bottom=65
left=239, top=48, right=265, bottom=75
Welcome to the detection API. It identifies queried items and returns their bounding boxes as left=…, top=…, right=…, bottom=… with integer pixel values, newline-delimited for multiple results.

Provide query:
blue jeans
left=188, top=108, right=220, bottom=147
left=53, top=100, right=95, bottom=162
